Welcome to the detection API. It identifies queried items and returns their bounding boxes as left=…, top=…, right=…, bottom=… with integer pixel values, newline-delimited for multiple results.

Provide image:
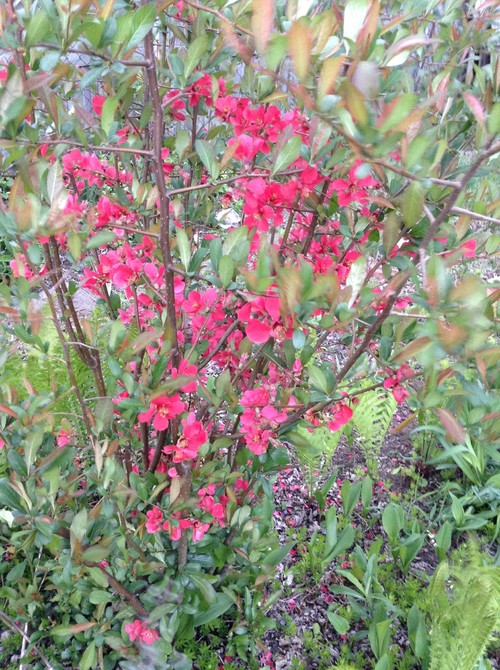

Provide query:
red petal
left=246, top=319, right=272, bottom=343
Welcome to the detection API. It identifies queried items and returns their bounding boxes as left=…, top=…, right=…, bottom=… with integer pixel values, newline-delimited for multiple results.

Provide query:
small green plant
left=382, top=502, right=425, bottom=575
left=293, top=507, right=355, bottom=586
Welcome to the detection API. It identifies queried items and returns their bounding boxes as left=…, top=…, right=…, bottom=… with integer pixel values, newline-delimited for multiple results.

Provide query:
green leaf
left=434, top=521, right=453, bottom=560
left=292, top=328, right=306, bottom=349
left=70, top=509, right=88, bottom=542
left=101, top=97, right=119, bottom=137
left=80, top=643, right=97, bottom=670
left=184, top=35, right=209, bottom=79
left=378, top=94, right=417, bottom=133
left=24, top=428, right=44, bottom=471
left=341, top=480, right=362, bottom=517
left=346, top=255, right=367, bottom=307
left=39, top=51, right=61, bottom=72
left=383, top=211, right=400, bottom=255
left=382, top=503, right=403, bottom=542
left=271, top=135, right=302, bottom=176
left=222, top=226, right=248, bottom=258
left=175, top=129, right=191, bottom=159
left=189, top=573, right=217, bottom=604
left=89, top=589, right=111, bottom=604
left=176, top=228, right=191, bottom=270
left=82, top=545, right=111, bottom=563
left=328, top=524, right=355, bottom=559
left=325, top=506, right=338, bottom=554
left=327, top=610, right=350, bottom=634
left=126, top=4, right=157, bottom=51
left=262, top=541, right=295, bottom=566
left=401, top=182, right=424, bottom=229
left=194, top=594, right=234, bottom=626
left=195, top=139, right=220, bottom=179
left=26, top=12, right=52, bottom=46
left=46, top=161, right=65, bottom=205
left=308, top=365, right=329, bottom=394
left=343, top=0, right=369, bottom=43
left=361, top=476, right=373, bottom=508
left=219, top=255, right=234, bottom=287
left=0, top=477, right=23, bottom=510
left=67, top=233, right=82, bottom=262
left=487, top=102, right=500, bottom=134
left=210, top=237, right=222, bottom=272
left=252, top=0, right=274, bottom=55
left=85, top=231, right=116, bottom=250
left=0, top=72, right=24, bottom=119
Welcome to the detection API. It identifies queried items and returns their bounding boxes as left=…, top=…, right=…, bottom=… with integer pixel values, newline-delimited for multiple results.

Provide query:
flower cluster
left=383, top=365, right=413, bottom=403
left=240, top=387, right=288, bottom=455
left=124, top=619, right=159, bottom=645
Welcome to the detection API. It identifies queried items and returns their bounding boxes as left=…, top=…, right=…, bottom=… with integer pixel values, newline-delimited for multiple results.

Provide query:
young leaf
left=184, top=35, right=209, bottom=79
left=252, top=0, right=274, bottom=55
left=194, top=594, right=234, bottom=626
left=288, top=21, right=311, bottom=81
left=125, top=3, right=157, bottom=51
left=195, top=139, right=220, bottom=179
left=271, top=135, right=302, bottom=176
left=176, top=228, right=191, bottom=270
left=101, top=96, right=119, bottom=136
left=401, top=181, right=424, bottom=229
left=346, top=255, right=367, bottom=307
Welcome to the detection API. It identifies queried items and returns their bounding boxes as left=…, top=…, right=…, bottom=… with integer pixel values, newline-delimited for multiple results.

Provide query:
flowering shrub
left=0, top=0, right=498, bottom=667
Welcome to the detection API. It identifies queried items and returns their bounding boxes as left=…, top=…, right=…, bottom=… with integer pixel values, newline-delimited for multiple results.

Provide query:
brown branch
left=84, top=563, right=147, bottom=617
left=144, top=28, right=180, bottom=369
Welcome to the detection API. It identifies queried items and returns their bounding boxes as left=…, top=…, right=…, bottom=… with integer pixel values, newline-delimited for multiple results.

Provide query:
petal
left=246, top=319, right=272, bottom=344
left=153, top=415, right=169, bottom=431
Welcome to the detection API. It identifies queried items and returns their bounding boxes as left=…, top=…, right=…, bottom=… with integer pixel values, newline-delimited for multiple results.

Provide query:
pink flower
left=330, top=160, right=378, bottom=207
left=145, top=506, right=163, bottom=533
left=92, top=95, right=106, bottom=116
left=192, top=520, right=210, bottom=542
left=138, top=394, right=186, bottom=431
left=328, top=403, right=353, bottom=432
left=124, top=620, right=143, bottom=642
left=56, top=429, right=72, bottom=448
left=125, top=620, right=159, bottom=645
left=246, top=319, right=272, bottom=343
left=163, top=412, right=208, bottom=462
left=460, top=238, right=476, bottom=258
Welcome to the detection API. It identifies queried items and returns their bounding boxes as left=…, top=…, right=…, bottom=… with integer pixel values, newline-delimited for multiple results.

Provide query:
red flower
left=328, top=403, right=353, bottom=431
left=246, top=319, right=272, bottom=343
left=163, top=412, right=208, bottom=462
left=92, top=95, right=106, bottom=116
left=330, top=161, right=378, bottom=207
left=145, top=506, right=163, bottom=533
left=138, top=394, right=186, bottom=431
left=124, top=620, right=159, bottom=645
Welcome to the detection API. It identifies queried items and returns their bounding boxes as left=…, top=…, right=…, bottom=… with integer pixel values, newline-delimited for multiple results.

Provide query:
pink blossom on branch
left=327, top=403, right=353, bottom=432
left=138, top=394, right=187, bottom=431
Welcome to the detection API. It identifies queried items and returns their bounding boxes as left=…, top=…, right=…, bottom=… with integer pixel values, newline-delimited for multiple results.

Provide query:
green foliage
left=0, top=0, right=499, bottom=666
left=428, top=545, right=500, bottom=670
left=352, top=383, right=397, bottom=473
left=291, top=423, right=343, bottom=476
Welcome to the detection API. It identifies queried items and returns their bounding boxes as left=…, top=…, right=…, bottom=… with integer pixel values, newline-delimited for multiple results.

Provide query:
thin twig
left=0, top=610, right=55, bottom=670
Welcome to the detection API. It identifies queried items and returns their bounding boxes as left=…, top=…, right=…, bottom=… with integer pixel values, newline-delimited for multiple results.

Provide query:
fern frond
left=429, top=546, right=500, bottom=670
left=352, top=382, right=396, bottom=471
left=288, top=423, right=343, bottom=492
